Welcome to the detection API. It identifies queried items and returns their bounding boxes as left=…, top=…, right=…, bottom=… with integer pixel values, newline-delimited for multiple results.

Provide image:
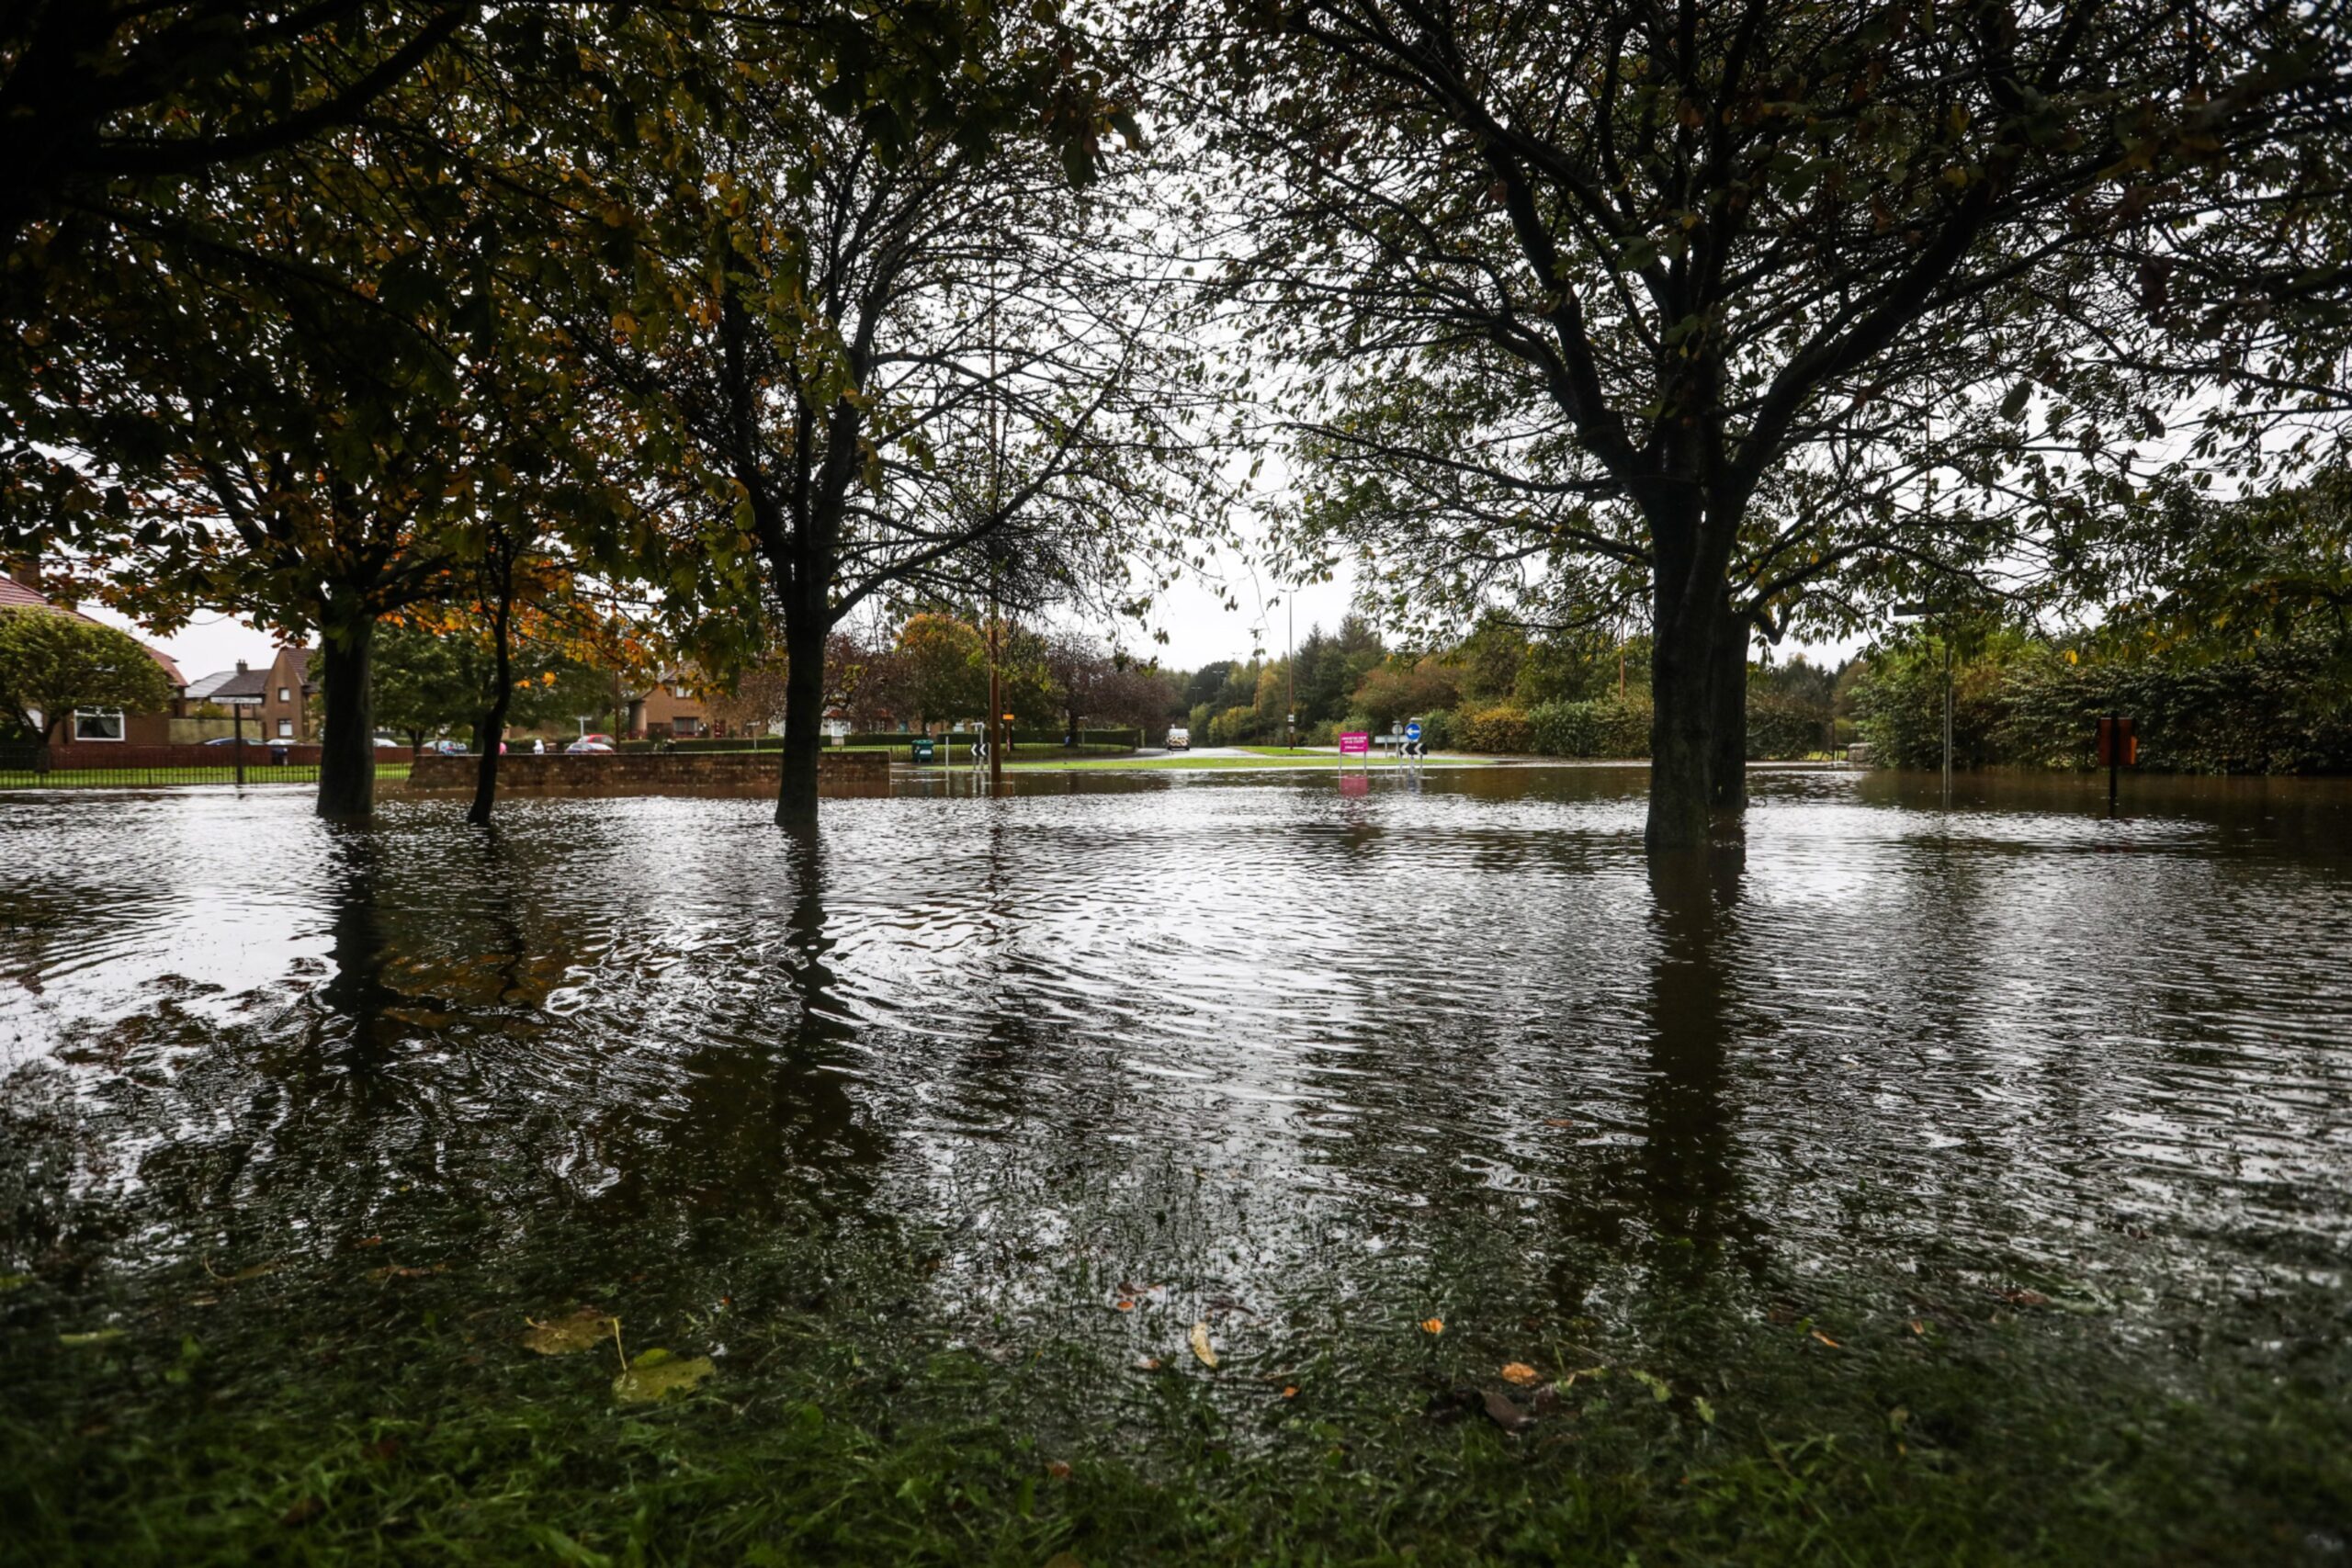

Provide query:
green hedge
left=1526, top=696, right=1653, bottom=758
left=1852, top=633, right=2352, bottom=773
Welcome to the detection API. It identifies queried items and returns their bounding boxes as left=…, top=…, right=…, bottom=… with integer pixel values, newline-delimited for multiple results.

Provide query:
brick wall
left=401, top=750, right=889, bottom=799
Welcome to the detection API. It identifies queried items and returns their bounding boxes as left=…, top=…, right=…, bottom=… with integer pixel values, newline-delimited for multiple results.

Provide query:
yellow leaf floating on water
left=1189, top=1320, right=1217, bottom=1369
left=1500, top=1362, right=1542, bottom=1385
left=521, top=1309, right=616, bottom=1356
left=613, top=1348, right=716, bottom=1403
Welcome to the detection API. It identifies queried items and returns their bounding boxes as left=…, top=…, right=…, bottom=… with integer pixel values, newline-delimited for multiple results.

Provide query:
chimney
left=235, top=660, right=248, bottom=672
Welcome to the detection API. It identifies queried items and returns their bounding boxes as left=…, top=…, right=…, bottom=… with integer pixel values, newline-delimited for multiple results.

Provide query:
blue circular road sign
left=1404, top=721, right=1422, bottom=742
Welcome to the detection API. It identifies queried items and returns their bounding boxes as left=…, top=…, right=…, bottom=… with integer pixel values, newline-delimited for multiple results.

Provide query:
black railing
left=0, top=742, right=339, bottom=791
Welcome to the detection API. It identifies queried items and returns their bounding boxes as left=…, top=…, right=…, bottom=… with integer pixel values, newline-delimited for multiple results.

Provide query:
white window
left=74, top=708, right=126, bottom=741
left=276, top=718, right=292, bottom=738
left=277, top=686, right=290, bottom=703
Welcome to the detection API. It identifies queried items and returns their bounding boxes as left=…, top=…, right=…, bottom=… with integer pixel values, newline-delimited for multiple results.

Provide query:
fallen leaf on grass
left=1908, top=1319, right=1928, bottom=1336
left=1500, top=1361, right=1543, bottom=1385
left=1544, top=1118, right=1575, bottom=1128
left=1189, top=1320, right=1218, bottom=1369
left=1045, top=1461, right=1072, bottom=1480
left=523, top=1309, right=617, bottom=1356
left=1810, top=1330, right=1840, bottom=1348
left=1419, top=1317, right=1444, bottom=1336
left=613, top=1348, right=716, bottom=1404
left=367, top=1263, right=447, bottom=1282
left=1132, top=1357, right=1163, bottom=1372
left=1999, top=1289, right=2051, bottom=1308
left=1281, top=1385, right=1298, bottom=1399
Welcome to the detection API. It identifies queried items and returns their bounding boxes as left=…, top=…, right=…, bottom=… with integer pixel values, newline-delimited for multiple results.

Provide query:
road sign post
left=2096, top=715, right=2137, bottom=816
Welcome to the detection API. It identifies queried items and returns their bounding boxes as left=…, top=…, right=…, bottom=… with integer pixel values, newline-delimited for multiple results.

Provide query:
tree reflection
left=1636, top=848, right=1758, bottom=1279
left=588, top=825, right=886, bottom=1221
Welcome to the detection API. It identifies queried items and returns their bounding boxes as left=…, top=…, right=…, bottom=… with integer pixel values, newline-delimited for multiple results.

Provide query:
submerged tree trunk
left=467, top=599, right=513, bottom=827
left=315, top=620, right=376, bottom=819
left=775, top=609, right=828, bottom=828
left=1647, top=604, right=1714, bottom=852
left=1708, top=605, right=1748, bottom=821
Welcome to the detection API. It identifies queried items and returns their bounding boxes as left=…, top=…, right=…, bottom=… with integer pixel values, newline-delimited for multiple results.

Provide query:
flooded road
left=2, top=764, right=2348, bottom=1557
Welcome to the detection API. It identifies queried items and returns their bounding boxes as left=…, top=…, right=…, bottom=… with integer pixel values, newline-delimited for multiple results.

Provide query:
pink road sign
left=1338, top=731, right=1371, bottom=756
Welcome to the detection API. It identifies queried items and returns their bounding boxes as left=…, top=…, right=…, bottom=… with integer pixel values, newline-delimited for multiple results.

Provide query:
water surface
left=3, top=765, right=2348, bottom=1500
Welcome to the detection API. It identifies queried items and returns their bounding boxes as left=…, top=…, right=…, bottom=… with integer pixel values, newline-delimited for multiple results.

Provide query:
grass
left=0, top=762, right=411, bottom=790
left=3, top=1199, right=2343, bottom=1567
left=1003, top=751, right=1492, bottom=772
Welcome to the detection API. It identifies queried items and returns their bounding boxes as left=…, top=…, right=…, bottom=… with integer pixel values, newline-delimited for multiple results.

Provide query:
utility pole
left=985, top=254, right=1004, bottom=794
left=1942, top=636, right=1954, bottom=804
left=1286, top=594, right=1295, bottom=751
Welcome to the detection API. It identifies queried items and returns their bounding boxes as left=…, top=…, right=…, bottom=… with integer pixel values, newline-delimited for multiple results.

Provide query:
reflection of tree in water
left=582, top=826, right=887, bottom=1224
left=1634, top=849, right=1759, bottom=1282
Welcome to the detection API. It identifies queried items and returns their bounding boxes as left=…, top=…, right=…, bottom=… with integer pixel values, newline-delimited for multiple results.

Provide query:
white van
left=1165, top=727, right=1191, bottom=751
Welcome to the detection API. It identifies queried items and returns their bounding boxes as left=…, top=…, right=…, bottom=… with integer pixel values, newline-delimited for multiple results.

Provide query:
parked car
left=565, top=733, right=615, bottom=754
left=426, top=739, right=469, bottom=756
left=373, top=735, right=407, bottom=750
left=1165, top=726, right=1191, bottom=751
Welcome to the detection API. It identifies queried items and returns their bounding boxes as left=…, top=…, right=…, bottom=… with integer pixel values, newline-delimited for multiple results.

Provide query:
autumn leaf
left=1419, top=1317, right=1444, bottom=1336
left=521, top=1308, right=616, bottom=1356
left=1500, top=1362, right=1543, bottom=1385
left=613, top=1348, right=716, bottom=1403
left=1189, top=1320, right=1218, bottom=1369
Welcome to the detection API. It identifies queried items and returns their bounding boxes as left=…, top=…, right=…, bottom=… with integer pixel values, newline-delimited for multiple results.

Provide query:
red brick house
left=625, top=673, right=710, bottom=739
left=1, top=571, right=187, bottom=749
left=189, top=647, right=317, bottom=742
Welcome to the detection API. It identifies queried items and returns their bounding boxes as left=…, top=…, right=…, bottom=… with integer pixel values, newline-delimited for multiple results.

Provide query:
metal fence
left=0, top=741, right=329, bottom=790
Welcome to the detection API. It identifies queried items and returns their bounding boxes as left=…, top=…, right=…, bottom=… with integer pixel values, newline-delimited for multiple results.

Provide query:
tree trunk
left=775, top=610, right=828, bottom=828
left=1646, top=591, right=1716, bottom=852
left=467, top=600, right=513, bottom=827
left=1708, top=605, right=1748, bottom=821
left=315, top=622, right=376, bottom=819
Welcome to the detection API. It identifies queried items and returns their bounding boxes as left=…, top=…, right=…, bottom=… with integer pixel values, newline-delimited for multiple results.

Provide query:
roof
left=183, top=670, right=237, bottom=702
left=0, top=579, right=186, bottom=687
left=209, top=668, right=271, bottom=704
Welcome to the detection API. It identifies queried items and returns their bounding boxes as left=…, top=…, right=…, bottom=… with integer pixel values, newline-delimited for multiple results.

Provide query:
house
left=1, top=570, right=187, bottom=748
left=188, top=648, right=317, bottom=743
left=625, top=673, right=710, bottom=739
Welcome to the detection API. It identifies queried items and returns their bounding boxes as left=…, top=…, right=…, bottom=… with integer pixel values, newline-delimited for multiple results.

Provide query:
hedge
left=1458, top=705, right=1533, bottom=753
left=1526, top=696, right=1653, bottom=758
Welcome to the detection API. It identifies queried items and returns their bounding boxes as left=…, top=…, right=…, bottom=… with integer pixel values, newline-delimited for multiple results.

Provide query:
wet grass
left=1003, top=752, right=1494, bottom=772
left=5, top=1213, right=2343, bottom=1567
left=0, top=762, right=412, bottom=790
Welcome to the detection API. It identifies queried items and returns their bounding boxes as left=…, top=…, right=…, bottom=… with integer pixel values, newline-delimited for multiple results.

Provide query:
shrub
left=1416, top=707, right=1455, bottom=750
left=1458, top=704, right=1532, bottom=753
left=1526, top=695, right=1651, bottom=757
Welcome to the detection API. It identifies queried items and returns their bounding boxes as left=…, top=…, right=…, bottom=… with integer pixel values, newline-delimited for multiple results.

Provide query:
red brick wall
left=401, top=750, right=888, bottom=799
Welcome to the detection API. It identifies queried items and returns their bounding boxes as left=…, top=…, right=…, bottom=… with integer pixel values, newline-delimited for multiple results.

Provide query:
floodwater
left=3, top=764, right=2349, bottom=1504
